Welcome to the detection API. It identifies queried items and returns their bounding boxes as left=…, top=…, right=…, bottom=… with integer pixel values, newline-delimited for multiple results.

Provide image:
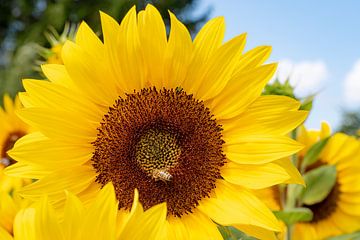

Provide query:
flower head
left=8, top=5, right=307, bottom=238
left=293, top=123, right=360, bottom=240
left=37, top=23, right=77, bottom=65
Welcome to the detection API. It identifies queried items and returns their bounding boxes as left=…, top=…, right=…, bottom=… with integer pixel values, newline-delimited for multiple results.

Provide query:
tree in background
left=337, top=110, right=360, bottom=136
left=0, top=0, right=209, bottom=103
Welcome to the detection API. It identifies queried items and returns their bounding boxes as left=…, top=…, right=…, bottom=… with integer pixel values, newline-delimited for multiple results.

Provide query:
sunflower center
left=1, top=131, right=24, bottom=167
left=135, top=128, right=181, bottom=179
left=92, top=87, right=225, bottom=217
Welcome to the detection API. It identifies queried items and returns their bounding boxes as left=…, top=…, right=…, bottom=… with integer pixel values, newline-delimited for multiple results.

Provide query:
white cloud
left=344, top=60, right=360, bottom=107
left=274, top=59, right=329, bottom=97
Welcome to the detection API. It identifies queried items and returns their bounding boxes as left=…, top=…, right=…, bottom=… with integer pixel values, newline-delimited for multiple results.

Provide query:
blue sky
left=196, top=0, right=360, bottom=129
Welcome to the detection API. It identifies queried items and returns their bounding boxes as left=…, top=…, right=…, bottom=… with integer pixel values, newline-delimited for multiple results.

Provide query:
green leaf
left=273, top=208, right=313, bottom=225
left=326, top=231, right=360, bottom=240
left=301, top=165, right=337, bottom=205
left=217, top=226, right=257, bottom=240
left=300, top=94, right=316, bottom=111
left=301, top=137, right=330, bottom=171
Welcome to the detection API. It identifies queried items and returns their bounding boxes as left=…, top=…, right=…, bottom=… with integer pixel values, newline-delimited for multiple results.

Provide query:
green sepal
left=217, top=226, right=257, bottom=240
left=300, top=94, right=315, bottom=111
left=273, top=207, right=313, bottom=225
left=301, top=137, right=330, bottom=172
left=301, top=165, right=337, bottom=205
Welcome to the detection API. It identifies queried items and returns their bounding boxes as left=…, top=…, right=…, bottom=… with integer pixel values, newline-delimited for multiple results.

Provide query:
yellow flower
left=259, top=123, right=360, bottom=239
left=7, top=5, right=307, bottom=239
left=0, top=191, right=31, bottom=237
left=292, top=123, right=360, bottom=240
left=38, top=23, right=77, bottom=65
left=0, top=94, right=31, bottom=192
left=0, top=183, right=167, bottom=240
left=46, top=44, right=64, bottom=64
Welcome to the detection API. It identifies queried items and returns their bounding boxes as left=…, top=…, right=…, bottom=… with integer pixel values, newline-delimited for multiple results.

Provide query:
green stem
left=291, top=130, right=298, bottom=167
left=286, top=225, right=293, bottom=240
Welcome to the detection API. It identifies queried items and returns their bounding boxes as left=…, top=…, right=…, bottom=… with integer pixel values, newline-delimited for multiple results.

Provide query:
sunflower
left=0, top=183, right=167, bottom=240
left=0, top=94, right=31, bottom=192
left=7, top=5, right=308, bottom=239
left=37, top=23, right=77, bottom=65
left=292, top=124, right=360, bottom=240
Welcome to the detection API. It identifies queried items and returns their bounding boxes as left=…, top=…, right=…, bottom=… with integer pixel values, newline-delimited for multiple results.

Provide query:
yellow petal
left=184, top=16, right=225, bottom=91
left=325, top=134, right=360, bottom=167
left=80, top=183, right=117, bottom=240
left=223, top=134, right=303, bottom=164
left=320, top=133, right=349, bottom=163
left=17, top=108, right=96, bottom=144
left=293, top=223, right=317, bottom=240
left=221, top=161, right=291, bottom=189
left=198, top=180, right=281, bottom=231
left=138, top=5, right=167, bottom=88
left=0, top=226, right=12, bottom=240
left=3, top=94, right=14, bottom=113
left=18, top=165, right=96, bottom=205
left=117, top=6, right=146, bottom=91
left=234, top=224, right=278, bottom=240
left=119, top=188, right=167, bottom=240
left=331, top=210, right=360, bottom=233
left=210, top=63, right=277, bottom=119
left=181, top=209, right=223, bottom=240
left=166, top=217, right=189, bottom=240
left=40, top=64, right=74, bottom=88
left=320, top=121, right=331, bottom=138
left=340, top=192, right=360, bottom=203
left=5, top=162, right=51, bottom=179
left=313, top=217, right=342, bottom=239
left=62, top=192, right=85, bottom=239
left=8, top=132, right=92, bottom=169
left=18, top=93, right=34, bottom=108
left=75, top=21, right=104, bottom=60
left=22, top=79, right=104, bottom=122
left=62, top=40, right=118, bottom=106
left=275, top=158, right=304, bottom=185
left=100, top=11, right=119, bottom=46
left=338, top=201, right=360, bottom=216
left=221, top=95, right=306, bottom=135
left=33, top=197, right=63, bottom=240
left=0, top=192, right=17, bottom=233
left=164, top=11, right=193, bottom=89
left=193, top=17, right=225, bottom=62
left=234, top=45, right=272, bottom=74
left=13, top=208, right=36, bottom=240
left=192, top=34, right=246, bottom=101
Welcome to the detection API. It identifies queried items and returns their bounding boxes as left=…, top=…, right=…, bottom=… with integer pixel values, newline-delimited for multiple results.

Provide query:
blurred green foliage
left=337, top=110, right=360, bottom=136
left=0, top=0, right=209, bottom=104
left=263, top=79, right=296, bottom=99
left=263, top=79, right=314, bottom=112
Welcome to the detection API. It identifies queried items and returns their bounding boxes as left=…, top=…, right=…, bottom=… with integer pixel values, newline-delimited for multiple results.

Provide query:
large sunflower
left=0, top=183, right=167, bottom=240
left=292, top=124, right=360, bottom=239
left=7, top=5, right=307, bottom=239
left=0, top=94, right=30, bottom=192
